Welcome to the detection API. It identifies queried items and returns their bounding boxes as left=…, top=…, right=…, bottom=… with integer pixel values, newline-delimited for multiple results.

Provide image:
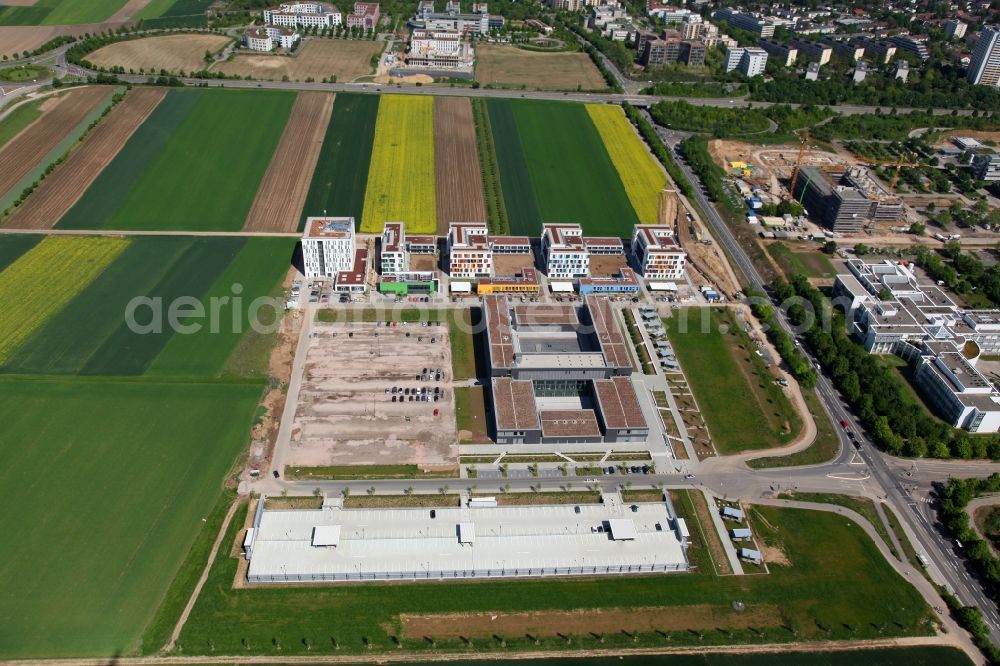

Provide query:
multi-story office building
left=447, top=222, right=492, bottom=278
left=973, top=152, right=1000, bottom=180
left=643, top=36, right=681, bottom=65
left=969, top=27, right=1000, bottom=86
left=680, top=13, right=703, bottom=40
left=680, top=40, right=706, bottom=66
left=793, top=166, right=902, bottom=233
left=541, top=224, right=590, bottom=279
left=407, top=29, right=473, bottom=67
left=265, top=2, right=342, bottom=27
left=243, top=25, right=299, bottom=51
left=380, top=222, right=408, bottom=275
left=412, top=0, right=492, bottom=33
left=302, top=217, right=356, bottom=278
left=345, top=1, right=379, bottom=29
left=630, top=224, right=686, bottom=280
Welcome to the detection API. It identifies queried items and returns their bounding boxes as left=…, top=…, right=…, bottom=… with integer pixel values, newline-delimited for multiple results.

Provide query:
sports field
left=488, top=99, right=641, bottom=237
left=665, top=308, right=801, bottom=454
left=55, top=89, right=295, bottom=231
left=360, top=95, right=436, bottom=233
left=300, top=92, right=378, bottom=229
left=586, top=104, right=666, bottom=225
left=0, top=0, right=127, bottom=25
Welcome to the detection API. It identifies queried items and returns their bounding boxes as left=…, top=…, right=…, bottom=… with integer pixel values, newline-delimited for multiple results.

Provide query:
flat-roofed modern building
left=541, top=223, right=590, bottom=279
left=757, top=38, right=796, bottom=66
left=265, top=1, right=342, bottom=27
left=244, top=25, right=300, bottom=51
left=380, top=221, right=408, bottom=274
left=631, top=224, right=686, bottom=279
left=245, top=494, right=688, bottom=583
left=788, top=38, right=832, bottom=65
left=971, top=27, right=1000, bottom=86
left=793, top=166, right=902, bottom=233
left=302, top=216, right=356, bottom=278
left=713, top=8, right=776, bottom=38
left=447, top=222, right=492, bottom=278
left=483, top=295, right=648, bottom=444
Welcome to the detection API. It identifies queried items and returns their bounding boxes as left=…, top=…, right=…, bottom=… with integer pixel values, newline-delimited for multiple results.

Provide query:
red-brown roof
left=594, top=377, right=646, bottom=430
left=512, top=303, right=577, bottom=326
left=586, top=295, right=632, bottom=370
left=539, top=410, right=601, bottom=438
left=485, top=295, right=514, bottom=368
left=493, top=378, right=539, bottom=431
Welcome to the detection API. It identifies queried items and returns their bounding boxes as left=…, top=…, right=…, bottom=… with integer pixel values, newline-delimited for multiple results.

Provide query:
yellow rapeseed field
left=0, top=236, right=129, bottom=364
left=586, top=104, right=666, bottom=225
left=360, top=95, right=437, bottom=234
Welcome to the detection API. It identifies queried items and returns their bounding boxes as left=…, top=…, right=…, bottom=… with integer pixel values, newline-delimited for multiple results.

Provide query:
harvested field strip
left=4, top=88, right=167, bottom=230
left=0, top=234, right=40, bottom=273
left=471, top=97, right=508, bottom=233
left=105, top=89, right=294, bottom=231
left=56, top=88, right=202, bottom=230
left=586, top=104, right=665, bottom=225
left=474, top=45, right=608, bottom=92
left=0, top=98, right=43, bottom=149
left=300, top=92, right=378, bottom=229
left=361, top=95, right=437, bottom=234
left=0, top=86, right=110, bottom=199
left=244, top=92, right=334, bottom=232
left=146, top=237, right=295, bottom=378
left=79, top=237, right=245, bottom=376
left=0, top=377, right=262, bottom=658
left=486, top=98, right=541, bottom=236
left=0, top=0, right=128, bottom=25
left=2, top=236, right=193, bottom=375
left=512, top=100, right=639, bottom=237
left=433, top=97, right=486, bottom=234
left=213, top=39, right=383, bottom=83
left=85, top=34, right=231, bottom=75
left=0, top=236, right=128, bottom=364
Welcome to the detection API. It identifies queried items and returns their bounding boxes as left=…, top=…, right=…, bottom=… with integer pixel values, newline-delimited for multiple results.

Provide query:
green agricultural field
left=167, top=504, right=932, bottom=655
left=0, top=233, right=40, bottom=272
left=486, top=98, right=541, bottom=235
left=0, top=377, right=262, bottom=658
left=0, top=0, right=127, bottom=25
left=57, top=89, right=294, bottom=231
left=665, top=308, right=801, bottom=453
left=495, top=100, right=639, bottom=237
left=0, top=98, right=44, bottom=149
left=136, top=0, right=212, bottom=21
left=300, top=93, right=379, bottom=229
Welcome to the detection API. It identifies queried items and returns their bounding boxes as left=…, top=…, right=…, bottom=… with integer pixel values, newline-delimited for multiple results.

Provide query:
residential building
left=380, top=221, right=408, bottom=275
left=713, top=8, right=776, bottom=38
left=969, top=27, right=1000, bottom=86
left=302, top=217, right=356, bottom=278
left=243, top=25, right=299, bottom=51
left=541, top=224, right=590, bottom=279
left=643, top=37, right=680, bottom=65
left=757, top=38, right=797, bottom=66
left=788, top=37, right=832, bottom=64
left=407, top=29, right=473, bottom=68
left=631, top=224, right=686, bottom=280
left=412, top=0, right=492, bottom=33
left=680, top=40, right=706, bottom=66
left=853, top=60, right=869, bottom=83
left=345, top=1, right=379, bottom=29
left=889, top=34, right=930, bottom=60
left=895, top=59, right=910, bottom=81
left=725, top=46, right=768, bottom=76
left=447, top=222, right=492, bottom=278
left=852, top=36, right=896, bottom=64
left=793, top=166, right=902, bottom=233
left=680, top=13, right=703, bottom=40
left=833, top=259, right=1000, bottom=432
left=972, top=151, right=1000, bottom=180
left=823, top=36, right=865, bottom=61
left=945, top=18, right=968, bottom=40
left=264, top=1, right=341, bottom=28
left=646, top=2, right=690, bottom=22
left=804, top=61, right=820, bottom=80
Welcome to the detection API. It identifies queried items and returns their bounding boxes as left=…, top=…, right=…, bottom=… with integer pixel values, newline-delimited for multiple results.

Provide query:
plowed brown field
left=0, top=86, right=110, bottom=200
left=243, top=92, right=335, bottom=232
left=4, top=87, right=166, bottom=230
left=434, top=97, right=486, bottom=234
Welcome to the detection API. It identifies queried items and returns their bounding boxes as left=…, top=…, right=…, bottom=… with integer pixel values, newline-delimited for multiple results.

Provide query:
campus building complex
left=243, top=25, right=299, bottom=51
left=631, top=224, right=686, bottom=280
left=483, top=295, right=650, bottom=444
left=834, top=259, right=1000, bottom=432
left=541, top=224, right=590, bottom=279
left=447, top=222, right=493, bottom=278
left=793, top=166, right=903, bottom=233
left=346, top=1, right=380, bottom=29
left=407, top=29, right=474, bottom=68
left=411, top=0, right=495, bottom=33
left=265, top=1, right=342, bottom=27
left=302, top=217, right=369, bottom=293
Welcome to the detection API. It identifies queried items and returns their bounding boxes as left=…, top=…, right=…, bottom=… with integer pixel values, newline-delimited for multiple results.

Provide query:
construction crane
left=869, top=153, right=921, bottom=195
left=789, top=128, right=810, bottom=195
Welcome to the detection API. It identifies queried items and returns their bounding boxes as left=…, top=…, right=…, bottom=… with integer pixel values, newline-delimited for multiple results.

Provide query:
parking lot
left=287, top=320, right=459, bottom=468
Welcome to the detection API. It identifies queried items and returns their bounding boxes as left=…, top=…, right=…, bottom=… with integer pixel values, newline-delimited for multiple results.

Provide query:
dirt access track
left=287, top=320, right=459, bottom=469
left=4, top=87, right=166, bottom=230
left=434, top=97, right=486, bottom=235
left=0, top=85, right=111, bottom=200
left=86, top=34, right=232, bottom=75
left=401, top=603, right=783, bottom=639
left=243, top=92, right=334, bottom=232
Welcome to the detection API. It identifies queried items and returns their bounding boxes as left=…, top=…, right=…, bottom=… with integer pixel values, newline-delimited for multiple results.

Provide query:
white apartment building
left=302, top=217, right=356, bottom=278
left=631, top=224, right=686, bottom=280
left=969, top=27, right=1000, bottom=86
left=243, top=25, right=300, bottom=51
left=541, top=224, right=590, bottom=279
left=265, top=2, right=342, bottom=27
left=680, top=14, right=703, bottom=40
left=407, top=29, right=473, bottom=68
left=448, top=222, right=492, bottom=278
left=380, top=221, right=408, bottom=275
left=945, top=19, right=968, bottom=40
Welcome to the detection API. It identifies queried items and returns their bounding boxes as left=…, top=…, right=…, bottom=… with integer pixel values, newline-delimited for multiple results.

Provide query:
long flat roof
left=305, top=216, right=354, bottom=239
left=247, top=501, right=687, bottom=582
left=539, top=409, right=601, bottom=438
left=513, top=304, right=578, bottom=326
left=492, top=377, right=539, bottom=431
left=586, top=295, right=631, bottom=370
left=594, top=377, right=647, bottom=430
left=485, top=295, right=514, bottom=369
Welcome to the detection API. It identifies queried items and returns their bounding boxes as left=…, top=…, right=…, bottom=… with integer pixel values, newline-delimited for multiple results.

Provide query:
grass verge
left=285, top=464, right=459, bottom=480
left=778, top=491, right=897, bottom=559
left=747, top=391, right=840, bottom=469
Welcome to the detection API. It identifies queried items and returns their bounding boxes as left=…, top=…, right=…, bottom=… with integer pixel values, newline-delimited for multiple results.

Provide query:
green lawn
left=0, top=0, right=128, bottom=25
left=59, top=89, right=294, bottom=231
left=665, top=308, right=801, bottom=454
left=0, top=377, right=262, bottom=658
left=455, top=385, right=489, bottom=443
left=748, top=391, right=841, bottom=469
left=300, top=92, right=378, bottom=229
left=497, top=99, right=639, bottom=237
left=285, top=464, right=457, bottom=480
left=767, top=242, right=836, bottom=279
left=449, top=306, right=476, bottom=380
left=0, top=65, right=49, bottom=81
left=776, top=492, right=897, bottom=559
left=0, top=99, right=43, bottom=149
left=167, top=504, right=933, bottom=655
left=486, top=98, right=542, bottom=235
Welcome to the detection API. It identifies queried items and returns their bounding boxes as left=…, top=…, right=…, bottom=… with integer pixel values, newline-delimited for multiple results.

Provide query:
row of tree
left=745, top=287, right=816, bottom=387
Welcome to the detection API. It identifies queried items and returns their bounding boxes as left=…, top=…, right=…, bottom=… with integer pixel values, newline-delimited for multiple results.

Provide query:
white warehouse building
left=302, top=216, right=356, bottom=278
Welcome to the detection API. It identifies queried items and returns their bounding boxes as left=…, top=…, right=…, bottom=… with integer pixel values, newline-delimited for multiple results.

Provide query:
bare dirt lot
left=215, top=38, right=383, bottom=82
left=475, top=45, right=607, bottom=91
left=707, top=139, right=854, bottom=195
left=589, top=254, right=626, bottom=277
left=0, top=85, right=110, bottom=200
left=401, top=603, right=783, bottom=639
left=86, top=34, right=232, bottom=74
left=5, top=87, right=166, bottom=229
left=434, top=97, right=486, bottom=235
left=409, top=254, right=440, bottom=272
left=1, top=24, right=117, bottom=57
left=243, top=92, right=334, bottom=233
left=287, top=320, right=459, bottom=468
left=493, top=253, right=535, bottom=276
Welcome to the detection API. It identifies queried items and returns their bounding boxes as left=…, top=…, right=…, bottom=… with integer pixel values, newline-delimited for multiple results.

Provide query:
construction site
left=660, top=187, right=741, bottom=299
